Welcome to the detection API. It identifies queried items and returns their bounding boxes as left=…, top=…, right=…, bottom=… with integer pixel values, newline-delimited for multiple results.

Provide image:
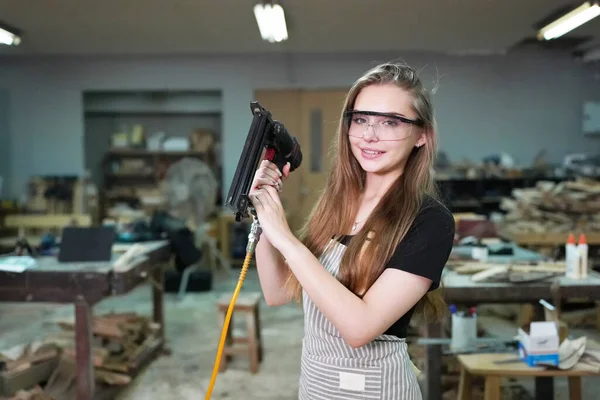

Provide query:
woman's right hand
left=250, top=160, right=290, bottom=196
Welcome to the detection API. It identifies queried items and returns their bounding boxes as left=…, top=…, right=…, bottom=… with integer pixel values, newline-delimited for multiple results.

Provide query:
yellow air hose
left=204, top=218, right=261, bottom=400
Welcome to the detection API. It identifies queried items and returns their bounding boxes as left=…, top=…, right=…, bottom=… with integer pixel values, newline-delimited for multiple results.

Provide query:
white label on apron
left=339, top=371, right=366, bottom=391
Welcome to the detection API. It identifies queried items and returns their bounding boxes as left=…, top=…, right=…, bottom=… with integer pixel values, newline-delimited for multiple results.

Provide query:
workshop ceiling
left=0, top=0, right=599, bottom=56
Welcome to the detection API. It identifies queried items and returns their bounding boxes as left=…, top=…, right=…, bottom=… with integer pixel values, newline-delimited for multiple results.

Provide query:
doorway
left=254, top=89, right=348, bottom=233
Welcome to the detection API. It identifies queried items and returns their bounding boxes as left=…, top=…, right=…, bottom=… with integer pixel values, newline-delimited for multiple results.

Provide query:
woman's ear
left=415, top=131, right=427, bottom=148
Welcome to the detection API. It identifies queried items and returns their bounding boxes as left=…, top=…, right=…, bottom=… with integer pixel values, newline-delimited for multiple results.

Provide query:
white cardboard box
left=517, top=321, right=559, bottom=367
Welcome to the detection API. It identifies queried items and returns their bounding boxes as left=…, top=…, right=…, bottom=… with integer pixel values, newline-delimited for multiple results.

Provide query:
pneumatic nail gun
left=204, top=101, right=302, bottom=399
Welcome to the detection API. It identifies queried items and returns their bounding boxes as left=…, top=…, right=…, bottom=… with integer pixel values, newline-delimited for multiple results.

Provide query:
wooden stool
left=456, top=353, right=596, bottom=400
left=216, top=292, right=263, bottom=373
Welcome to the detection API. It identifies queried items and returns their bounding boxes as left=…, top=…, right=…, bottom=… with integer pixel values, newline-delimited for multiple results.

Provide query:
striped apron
left=298, top=239, right=423, bottom=400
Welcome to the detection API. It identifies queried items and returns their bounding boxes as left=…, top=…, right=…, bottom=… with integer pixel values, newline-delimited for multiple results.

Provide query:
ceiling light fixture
left=0, top=22, right=21, bottom=46
left=537, top=1, right=600, bottom=40
left=0, top=21, right=21, bottom=46
left=253, top=2, right=288, bottom=43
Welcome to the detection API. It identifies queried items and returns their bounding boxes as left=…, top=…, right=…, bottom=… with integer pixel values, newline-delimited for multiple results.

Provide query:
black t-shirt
left=336, top=197, right=455, bottom=338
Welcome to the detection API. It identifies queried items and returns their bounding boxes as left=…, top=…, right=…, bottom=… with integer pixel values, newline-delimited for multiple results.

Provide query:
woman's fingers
left=251, top=166, right=281, bottom=193
left=259, top=168, right=280, bottom=185
left=261, top=160, right=285, bottom=179
left=253, top=160, right=287, bottom=193
left=282, top=162, right=291, bottom=178
left=255, top=176, right=277, bottom=188
left=262, top=185, right=283, bottom=207
left=251, top=177, right=282, bottom=194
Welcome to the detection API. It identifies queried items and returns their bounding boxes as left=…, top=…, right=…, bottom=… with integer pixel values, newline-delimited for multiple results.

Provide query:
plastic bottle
left=578, top=233, right=588, bottom=279
left=565, top=233, right=580, bottom=279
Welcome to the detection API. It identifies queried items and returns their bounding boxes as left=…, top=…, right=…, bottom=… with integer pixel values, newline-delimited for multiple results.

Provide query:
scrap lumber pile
left=0, top=344, right=60, bottom=400
left=51, top=312, right=162, bottom=382
left=499, top=178, right=600, bottom=235
left=0, top=313, right=162, bottom=399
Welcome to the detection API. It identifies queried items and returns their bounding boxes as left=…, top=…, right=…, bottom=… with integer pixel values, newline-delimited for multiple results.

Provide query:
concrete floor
left=0, top=267, right=304, bottom=399
left=1, top=267, right=600, bottom=399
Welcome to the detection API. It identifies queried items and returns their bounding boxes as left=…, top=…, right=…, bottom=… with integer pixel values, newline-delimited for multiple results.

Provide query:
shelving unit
left=101, top=148, right=219, bottom=218
left=83, top=90, right=223, bottom=220
left=436, top=176, right=571, bottom=216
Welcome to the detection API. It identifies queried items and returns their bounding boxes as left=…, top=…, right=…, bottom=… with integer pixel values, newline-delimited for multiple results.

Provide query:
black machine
left=149, top=211, right=203, bottom=272
left=58, top=226, right=116, bottom=263
left=225, top=101, right=302, bottom=222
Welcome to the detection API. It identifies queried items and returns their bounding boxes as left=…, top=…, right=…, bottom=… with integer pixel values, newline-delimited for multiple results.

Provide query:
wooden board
left=458, top=353, right=599, bottom=376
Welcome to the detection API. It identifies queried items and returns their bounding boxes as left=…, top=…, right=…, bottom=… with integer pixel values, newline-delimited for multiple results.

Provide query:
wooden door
left=297, top=90, right=348, bottom=230
left=253, top=89, right=303, bottom=232
left=254, top=89, right=348, bottom=233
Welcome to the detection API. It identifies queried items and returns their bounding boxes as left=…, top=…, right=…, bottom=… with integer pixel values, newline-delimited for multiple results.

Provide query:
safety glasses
left=345, top=110, right=424, bottom=141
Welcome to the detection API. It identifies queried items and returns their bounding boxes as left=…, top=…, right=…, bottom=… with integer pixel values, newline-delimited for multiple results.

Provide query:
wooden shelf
left=436, top=175, right=577, bottom=216
left=106, top=172, right=155, bottom=178
left=105, top=148, right=209, bottom=158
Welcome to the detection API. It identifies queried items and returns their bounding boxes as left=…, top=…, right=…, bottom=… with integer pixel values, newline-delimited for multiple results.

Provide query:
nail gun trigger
left=264, top=148, right=276, bottom=162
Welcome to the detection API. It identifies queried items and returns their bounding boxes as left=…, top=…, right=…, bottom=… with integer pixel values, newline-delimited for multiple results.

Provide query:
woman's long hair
left=285, top=61, right=448, bottom=322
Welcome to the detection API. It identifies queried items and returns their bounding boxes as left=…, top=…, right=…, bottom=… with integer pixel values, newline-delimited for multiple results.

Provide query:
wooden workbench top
left=25, top=240, right=169, bottom=273
left=0, top=240, right=171, bottom=304
left=441, top=268, right=600, bottom=304
left=443, top=269, right=600, bottom=289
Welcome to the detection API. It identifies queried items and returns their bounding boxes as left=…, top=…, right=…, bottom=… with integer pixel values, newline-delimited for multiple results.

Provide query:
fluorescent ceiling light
left=0, top=23, right=21, bottom=46
left=253, top=3, right=288, bottom=43
left=537, top=1, right=600, bottom=40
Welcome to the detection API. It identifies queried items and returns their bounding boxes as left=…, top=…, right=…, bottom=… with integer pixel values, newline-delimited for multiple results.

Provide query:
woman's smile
left=360, top=147, right=386, bottom=160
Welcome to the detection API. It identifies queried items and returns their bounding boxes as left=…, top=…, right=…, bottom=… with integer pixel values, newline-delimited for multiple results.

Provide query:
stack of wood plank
left=1, top=312, right=162, bottom=399
left=48, top=312, right=162, bottom=389
left=499, top=178, right=600, bottom=235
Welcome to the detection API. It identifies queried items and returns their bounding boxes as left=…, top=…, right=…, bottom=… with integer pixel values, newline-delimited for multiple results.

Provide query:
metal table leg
left=152, top=265, right=165, bottom=339
left=423, top=321, right=442, bottom=400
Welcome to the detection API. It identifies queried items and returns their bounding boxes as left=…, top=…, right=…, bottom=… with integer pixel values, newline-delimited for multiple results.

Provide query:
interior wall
left=0, top=89, right=8, bottom=197
left=0, top=51, right=599, bottom=199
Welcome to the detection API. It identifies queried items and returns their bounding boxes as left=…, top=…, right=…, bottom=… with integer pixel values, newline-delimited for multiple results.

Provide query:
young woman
left=248, top=61, right=455, bottom=399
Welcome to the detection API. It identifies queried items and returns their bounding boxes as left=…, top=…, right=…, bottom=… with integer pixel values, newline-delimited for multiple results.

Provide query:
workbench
left=500, top=230, right=600, bottom=259
left=0, top=240, right=171, bottom=400
left=422, top=245, right=600, bottom=400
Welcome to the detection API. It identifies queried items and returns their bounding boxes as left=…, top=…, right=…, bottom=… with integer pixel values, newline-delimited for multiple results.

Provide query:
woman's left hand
left=249, top=184, right=294, bottom=250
